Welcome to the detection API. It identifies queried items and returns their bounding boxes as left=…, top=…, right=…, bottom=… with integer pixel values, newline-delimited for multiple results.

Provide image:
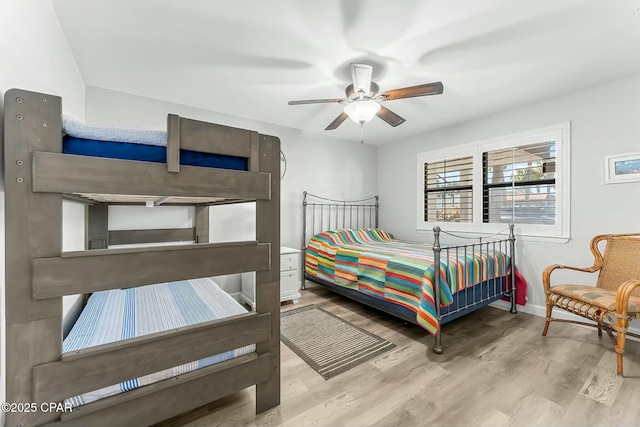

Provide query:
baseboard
left=490, top=300, right=640, bottom=340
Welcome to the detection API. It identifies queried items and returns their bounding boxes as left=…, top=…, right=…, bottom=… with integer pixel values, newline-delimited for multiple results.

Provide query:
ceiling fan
left=288, top=63, right=444, bottom=130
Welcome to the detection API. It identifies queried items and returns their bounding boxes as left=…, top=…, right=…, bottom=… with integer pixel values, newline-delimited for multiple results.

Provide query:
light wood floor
left=160, top=283, right=640, bottom=427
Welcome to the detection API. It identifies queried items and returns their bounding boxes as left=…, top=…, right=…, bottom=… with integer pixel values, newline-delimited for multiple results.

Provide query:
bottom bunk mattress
left=305, top=229, right=511, bottom=334
left=63, top=277, right=254, bottom=407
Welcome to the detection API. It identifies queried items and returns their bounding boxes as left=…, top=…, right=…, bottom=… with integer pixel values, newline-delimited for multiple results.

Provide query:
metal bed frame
left=4, top=89, right=280, bottom=427
left=301, top=191, right=517, bottom=353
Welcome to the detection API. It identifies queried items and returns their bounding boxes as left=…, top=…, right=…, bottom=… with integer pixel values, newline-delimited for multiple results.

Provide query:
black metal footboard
left=431, top=224, right=516, bottom=353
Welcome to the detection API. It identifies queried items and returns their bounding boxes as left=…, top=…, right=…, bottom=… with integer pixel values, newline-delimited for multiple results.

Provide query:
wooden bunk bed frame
left=4, top=89, right=281, bottom=427
left=301, top=192, right=517, bottom=353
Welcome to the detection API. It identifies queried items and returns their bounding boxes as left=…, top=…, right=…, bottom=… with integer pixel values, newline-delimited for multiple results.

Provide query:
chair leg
left=542, top=298, right=553, bottom=336
left=597, top=324, right=602, bottom=337
left=615, top=317, right=627, bottom=376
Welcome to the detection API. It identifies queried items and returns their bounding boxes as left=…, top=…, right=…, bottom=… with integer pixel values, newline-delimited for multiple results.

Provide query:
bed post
left=194, top=206, right=210, bottom=243
left=84, top=202, right=109, bottom=308
left=508, top=223, right=517, bottom=314
left=374, top=195, right=379, bottom=228
left=86, top=202, right=109, bottom=249
left=432, top=226, right=443, bottom=354
left=166, top=114, right=180, bottom=173
left=4, top=89, right=64, bottom=426
left=255, top=134, right=281, bottom=413
left=301, top=191, right=308, bottom=290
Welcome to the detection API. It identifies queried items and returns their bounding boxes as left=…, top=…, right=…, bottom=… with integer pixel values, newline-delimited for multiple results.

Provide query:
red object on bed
left=503, top=269, right=527, bottom=305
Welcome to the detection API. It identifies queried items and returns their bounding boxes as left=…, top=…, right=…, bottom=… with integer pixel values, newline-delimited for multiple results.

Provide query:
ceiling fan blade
left=288, top=98, right=345, bottom=105
left=350, top=63, right=373, bottom=97
left=325, top=112, right=349, bottom=130
left=380, top=82, right=444, bottom=101
left=376, top=105, right=406, bottom=127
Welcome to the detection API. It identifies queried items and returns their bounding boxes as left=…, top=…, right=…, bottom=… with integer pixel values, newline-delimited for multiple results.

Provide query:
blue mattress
left=63, top=278, right=255, bottom=407
left=63, top=137, right=248, bottom=170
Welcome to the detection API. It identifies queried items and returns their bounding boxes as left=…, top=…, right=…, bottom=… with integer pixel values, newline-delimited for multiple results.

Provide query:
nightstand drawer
left=281, top=259, right=298, bottom=273
left=281, top=269, right=296, bottom=279
left=280, top=252, right=298, bottom=265
left=280, top=272, right=299, bottom=301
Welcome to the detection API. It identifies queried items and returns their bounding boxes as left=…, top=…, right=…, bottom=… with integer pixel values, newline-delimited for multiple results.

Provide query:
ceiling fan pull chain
left=360, top=123, right=365, bottom=144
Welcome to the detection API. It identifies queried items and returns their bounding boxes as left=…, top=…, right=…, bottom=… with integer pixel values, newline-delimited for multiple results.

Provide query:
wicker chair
left=542, top=233, right=640, bottom=376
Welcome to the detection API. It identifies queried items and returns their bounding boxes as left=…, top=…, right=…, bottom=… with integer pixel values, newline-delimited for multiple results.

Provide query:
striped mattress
left=63, top=278, right=255, bottom=407
left=305, top=229, right=510, bottom=334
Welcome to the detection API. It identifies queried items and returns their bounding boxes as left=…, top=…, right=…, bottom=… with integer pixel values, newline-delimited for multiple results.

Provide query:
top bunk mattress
left=63, top=137, right=247, bottom=170
left=62, top=115, right=248, bottom=171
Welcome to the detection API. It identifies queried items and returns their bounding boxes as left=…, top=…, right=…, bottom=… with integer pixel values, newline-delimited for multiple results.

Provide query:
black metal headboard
left=301, top=191, right=379, bottom=288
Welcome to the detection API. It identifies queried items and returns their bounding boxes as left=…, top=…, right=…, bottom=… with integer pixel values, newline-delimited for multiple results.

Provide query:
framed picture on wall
left=605, top=152, right=640, bottom=184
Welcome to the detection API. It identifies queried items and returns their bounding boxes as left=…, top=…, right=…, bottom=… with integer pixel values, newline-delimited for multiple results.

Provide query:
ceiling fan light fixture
left=344, top=100, right=381, bottom=124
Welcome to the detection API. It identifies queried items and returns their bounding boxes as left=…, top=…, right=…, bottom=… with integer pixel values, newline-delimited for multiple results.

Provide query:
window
left=424, top=156, right=473, bottom=222
left=417, top=123, right=570, bottom=241
left=483, top=141, right=556, bottom=225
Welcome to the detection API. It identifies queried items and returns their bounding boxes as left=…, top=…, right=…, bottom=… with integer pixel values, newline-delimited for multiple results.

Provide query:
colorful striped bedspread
left=305, top=229, right=510, bottom=334
left=63, top=277, right=254, bottom=407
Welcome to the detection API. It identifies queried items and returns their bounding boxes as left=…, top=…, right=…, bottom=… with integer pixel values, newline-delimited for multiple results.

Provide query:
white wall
left=62, top=202, right=86, bottom=336
left=378, top=73, right=640, bottom=323
left=0, top=1, right=85, bottom=118
left=0, top=0, right=85, bottom=421
left=85, top=86, right=378, bottom=294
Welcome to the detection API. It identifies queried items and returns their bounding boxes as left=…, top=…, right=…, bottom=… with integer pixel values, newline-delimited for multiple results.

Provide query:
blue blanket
left=63, top=115, right=167, bottom=146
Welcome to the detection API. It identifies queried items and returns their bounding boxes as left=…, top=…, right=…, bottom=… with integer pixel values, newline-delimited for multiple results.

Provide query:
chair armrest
left=542, top=264, right=601, bottom=292
left=616, top=279, right=640, bottom=316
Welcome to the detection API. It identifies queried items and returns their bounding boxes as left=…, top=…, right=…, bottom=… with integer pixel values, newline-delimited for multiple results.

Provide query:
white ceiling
left=52, top=0, right=640, bottom=145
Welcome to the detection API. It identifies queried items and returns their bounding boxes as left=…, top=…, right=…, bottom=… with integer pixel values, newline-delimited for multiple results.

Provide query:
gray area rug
left=280, top=305, right=396, bottom=379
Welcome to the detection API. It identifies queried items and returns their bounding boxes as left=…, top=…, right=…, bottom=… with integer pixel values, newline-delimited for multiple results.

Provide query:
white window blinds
left=483, top=141, right=556, bottom=225
left=424, top=156, right=473, bottom=222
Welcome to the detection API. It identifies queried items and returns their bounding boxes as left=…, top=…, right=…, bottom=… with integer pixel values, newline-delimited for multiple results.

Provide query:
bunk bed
left=301, top=192, right=517, bottom=353
left=3, top=89, right=281, bottom=427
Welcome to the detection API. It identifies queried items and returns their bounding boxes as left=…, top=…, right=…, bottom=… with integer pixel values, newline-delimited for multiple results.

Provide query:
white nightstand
left=240, top=246, right=301, bottom=310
